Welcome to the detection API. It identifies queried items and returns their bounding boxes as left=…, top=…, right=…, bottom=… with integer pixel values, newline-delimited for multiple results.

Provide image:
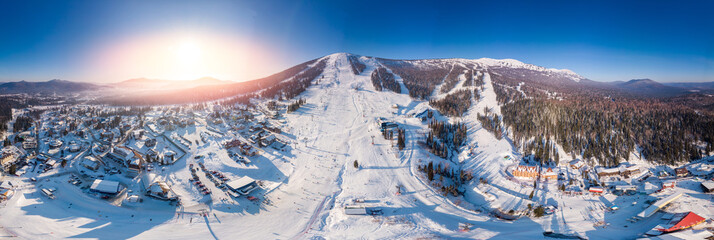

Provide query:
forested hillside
left=347, top=55, right=366, bottom=74
left=378, top=58, right=451, bottom=99
left=429, top=90, right=472, bottom=117
left=501, top=97, right=714, bottom=166
left=94, top=53, right=714, bottom=166
left=370, top=67, right=400, bottom=93
left=440, top=65, right=468, bottom=93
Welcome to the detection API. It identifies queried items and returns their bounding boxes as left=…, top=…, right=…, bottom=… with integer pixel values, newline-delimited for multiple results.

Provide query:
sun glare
left=170, top=39, right=205, bottom=80
left=91, top=31, right=276, bottom=82
left=174, top=40, right=202, bottom=66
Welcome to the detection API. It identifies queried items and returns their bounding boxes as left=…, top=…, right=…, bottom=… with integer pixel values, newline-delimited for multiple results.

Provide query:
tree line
left=476, top=107, right=504, bottom=140
left=348, top=55, right=366, bottom=74
left=378, top=59, right=451, bottom=99
left=425, top=120, right=468, bottom=159
left=461, top=69, right=475, bottom=87
left=418, top=161, right=474, bottom=197
left=440, top=65, right=468, bottom=94
left=429, top=90, right=473, bottom=117
left=262, top=59, right=327, bottom=100
left=370, top=67, right=401, bottom=93
left=287, top=98, right=306, bottom=112
left=501, top=98, right=714, bottom=166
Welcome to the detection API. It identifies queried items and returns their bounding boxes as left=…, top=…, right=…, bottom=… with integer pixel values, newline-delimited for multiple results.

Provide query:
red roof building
left=656, top=212, right=706, bottom=233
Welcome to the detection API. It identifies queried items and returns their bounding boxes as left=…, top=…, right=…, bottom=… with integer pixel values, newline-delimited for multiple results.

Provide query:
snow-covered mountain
left=2, top=52, right=712, bottom=240
left=375, top=55, right=586, bottom=83
left=474, top=57, right=585, bottom=82
left=0, top=79, right=101, bottom=94
left=97, top=52, right=707, bottom=105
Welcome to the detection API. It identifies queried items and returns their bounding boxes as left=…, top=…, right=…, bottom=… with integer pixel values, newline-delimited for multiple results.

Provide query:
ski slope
left=1, top=53, right=705, bottom=239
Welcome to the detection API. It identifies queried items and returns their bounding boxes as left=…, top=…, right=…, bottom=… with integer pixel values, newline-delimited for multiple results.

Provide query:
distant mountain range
left=1, top=55, right=712, bottom=101
left=0, top=77, right=233, bottom=94
left=0, top=79, right=100, bottom=94
left=662, top=81, right=714, bottom=90
left=608, top=79, right=692, bottom=97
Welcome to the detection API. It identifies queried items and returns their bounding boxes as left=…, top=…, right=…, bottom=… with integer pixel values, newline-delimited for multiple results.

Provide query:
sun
left=169, top=39, right=205, bottom=80
left=173, top=39, right=202, bottom=65
left=94, top=31, right=274, bottom=81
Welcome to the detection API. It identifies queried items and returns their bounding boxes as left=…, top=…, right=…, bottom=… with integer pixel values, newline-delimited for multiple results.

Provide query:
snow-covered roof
left=0, top=181, right=13, bottom=189
left=625, top=165, right=640, bottom=171
left=142, top=173, right=157, bottom=189
left=125, top=195, right=140, bottom=203
left=0, top=188, right=13, bottom=198
left=112, top=147, right=133, bottom=160
left=344, top=205, right=367, bottom=215
left=639, top=229, right=712, bottom=240
left=515, top=165, right=538, bottom=172
left=263, top=134, right=276, bottom=141
left=89, top=179, right=120, bottom=194
left=615, top=185, right=637, bottom=190
left=226, top=176, right=256, bottom=191
left=130, top=157, right=140, bottom=166
left=596, top=166, right=620, bottom=174
left=638, top=192, right=684, bottom=218
left=69, top=143, right=80, bottom=150
left=653, top=192, right=684, bottom=208
left=542, top=168, right=557, bottom=176
left=663, top=180, right=677, bottom=185
left=644, top=182, right=660, bottom=192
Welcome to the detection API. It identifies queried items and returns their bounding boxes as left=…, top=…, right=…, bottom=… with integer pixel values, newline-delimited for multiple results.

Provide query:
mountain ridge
left=0, top=79, right=100, bottom=94
left=0, top=53, right=705, bottom=101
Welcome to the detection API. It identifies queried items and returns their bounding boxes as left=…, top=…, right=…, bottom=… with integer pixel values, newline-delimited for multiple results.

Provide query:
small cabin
left=662, top=180, right=676, bottom=189
left=589, top=187, right=604, bottom=193
left=344, top=205, right=367, bottom=215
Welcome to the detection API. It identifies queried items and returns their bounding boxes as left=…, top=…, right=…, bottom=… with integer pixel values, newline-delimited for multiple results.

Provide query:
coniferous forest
left=348, top=55, right=366, bottom=74
left=429, top=90, right=472, bottom=117
left=262, top=59, right=327, bottom=100
left=499, top=91, right=714, bottom=166
left=378, top=59, right=451, bottom=99
left=440, top=65, right=468, bottom=94
left=370, top=67, right=401, bottom=93
left=426, top=120, right=468, bottom=159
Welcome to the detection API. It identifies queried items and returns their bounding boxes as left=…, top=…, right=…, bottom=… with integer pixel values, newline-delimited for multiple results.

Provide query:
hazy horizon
left=2, top=54, right=713, bottom=84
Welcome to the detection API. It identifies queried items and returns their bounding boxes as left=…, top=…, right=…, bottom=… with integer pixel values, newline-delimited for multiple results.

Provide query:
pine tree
left=397, top=128, right=406, bottom=150
left=427, top=162, right=434, bottom=181
left=9, top=164, right=16, bottom=175
left=554, top=150, right=560, bottom=165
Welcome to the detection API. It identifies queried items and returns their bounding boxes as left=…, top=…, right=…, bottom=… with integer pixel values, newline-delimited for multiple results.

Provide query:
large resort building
left=512, top=164, right=558, bottom=181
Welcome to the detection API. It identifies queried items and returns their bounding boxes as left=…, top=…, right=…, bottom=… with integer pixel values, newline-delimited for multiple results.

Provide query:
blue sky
left=0, top=0, right=712, bottom=83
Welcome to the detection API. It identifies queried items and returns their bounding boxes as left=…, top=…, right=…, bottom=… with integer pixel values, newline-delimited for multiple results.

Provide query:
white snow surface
left=0, top=53, right=709, bottom=240
left=399, top=56, right=586, bottom=82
